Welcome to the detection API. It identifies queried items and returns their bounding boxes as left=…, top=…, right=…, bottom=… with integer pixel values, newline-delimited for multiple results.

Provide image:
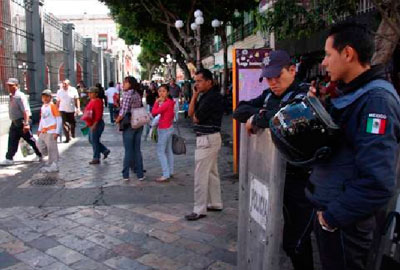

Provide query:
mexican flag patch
left=366, top=113, right=387, bottom=134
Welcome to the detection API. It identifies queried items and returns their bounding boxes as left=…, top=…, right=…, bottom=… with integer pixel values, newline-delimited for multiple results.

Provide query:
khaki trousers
left=193, top=132, right=223, bottom=215
left=37, top=133, right=59, bottom=164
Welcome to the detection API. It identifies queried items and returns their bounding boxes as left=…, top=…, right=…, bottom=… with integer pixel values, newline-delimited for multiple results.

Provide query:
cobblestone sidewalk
left=0, top=116, right=240, bottom=270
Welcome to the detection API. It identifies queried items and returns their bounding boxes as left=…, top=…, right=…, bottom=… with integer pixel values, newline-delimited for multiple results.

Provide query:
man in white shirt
left=56, top=79, right=80, bottom=143
left=105, top=81, right=119, bottom=124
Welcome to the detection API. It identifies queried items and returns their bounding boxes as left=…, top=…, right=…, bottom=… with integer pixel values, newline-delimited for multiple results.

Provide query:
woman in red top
left=83, top=87, right=110, bottom=164
left=152, top=84, right=175, bottom=182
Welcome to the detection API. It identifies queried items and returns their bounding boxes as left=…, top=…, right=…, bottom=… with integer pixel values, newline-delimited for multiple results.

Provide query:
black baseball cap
left=259, top=50, right=291, bottom=82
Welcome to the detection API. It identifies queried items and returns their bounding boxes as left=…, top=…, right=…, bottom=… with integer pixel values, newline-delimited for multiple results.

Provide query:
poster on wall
left=232, top=48, right=271, bottom=173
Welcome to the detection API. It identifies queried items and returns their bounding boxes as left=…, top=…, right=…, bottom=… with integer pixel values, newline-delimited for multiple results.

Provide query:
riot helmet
left=269, top=95, right=340, bottom=166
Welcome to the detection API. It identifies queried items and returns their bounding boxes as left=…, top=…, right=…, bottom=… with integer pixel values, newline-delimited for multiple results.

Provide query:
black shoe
left=207, top=207, right=223, bottom=212
left=103, top=149, right=111, bottom=160
left=89, top=159, right=100, bottom=165
left=185, top=213, right=206, bottom=221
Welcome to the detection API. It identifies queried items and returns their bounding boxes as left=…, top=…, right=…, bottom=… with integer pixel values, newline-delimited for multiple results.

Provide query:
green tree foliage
left=255, top=0, right=400, bottom=65
left=256, top=0, right=358, bottom=40
left=100, top=0, right=258, bottom=81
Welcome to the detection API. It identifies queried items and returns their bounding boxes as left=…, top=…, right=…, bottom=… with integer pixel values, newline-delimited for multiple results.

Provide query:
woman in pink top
left=152, top=84, right=175, bottom=182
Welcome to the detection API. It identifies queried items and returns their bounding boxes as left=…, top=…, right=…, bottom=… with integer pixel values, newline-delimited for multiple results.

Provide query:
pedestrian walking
left=37, top=90, right=62, bottom=173
left=152, top=84, right=174, bottom=182
left=105, top=81, right=119, bottom=124
left=115, top=76, right=145, bottom=181
left=185, top=69, right=224, bottom=221
left=0, top=78, right=42, bottom=165
left=82, top=87, right=110, bottom=165
left=233, top=50, right=314, bottom=270
left=95, top=83, right=107, bottom=108
left=304, top=22, right=400, bottom=270
left=56, top=79, right=80, bottom=143
left=169, top=78, right=181, bottom=122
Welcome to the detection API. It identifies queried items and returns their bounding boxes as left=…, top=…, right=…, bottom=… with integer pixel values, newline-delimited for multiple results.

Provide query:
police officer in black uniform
left=233, top=50, right=314, bottom=270
left=305, top=22, right=400, bottom=270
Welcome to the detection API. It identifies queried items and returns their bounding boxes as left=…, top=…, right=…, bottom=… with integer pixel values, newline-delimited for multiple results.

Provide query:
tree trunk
left=176, top=57, right=191, bottom=80
left=220, top=27, right=229, bottom=95
left=148, top=65, right=156, bottom=81
left=172, top=62, right=177, bottom=79
left=372, top=19, right=400, bottom=65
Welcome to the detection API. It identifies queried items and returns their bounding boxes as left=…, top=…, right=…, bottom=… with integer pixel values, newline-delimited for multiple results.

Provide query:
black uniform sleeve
left=232, top=90, right=268, bottom=123
left=324, top=93, right=400, bottom=228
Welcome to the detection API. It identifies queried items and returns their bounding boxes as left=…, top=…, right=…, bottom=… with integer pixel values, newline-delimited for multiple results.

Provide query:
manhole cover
left=31, top=176, right=58, bottom=186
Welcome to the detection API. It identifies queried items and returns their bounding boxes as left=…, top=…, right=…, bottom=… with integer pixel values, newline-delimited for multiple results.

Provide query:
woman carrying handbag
left=115, top=76, right=145, bottom=181
left=152, top=84, right=175, bottom=182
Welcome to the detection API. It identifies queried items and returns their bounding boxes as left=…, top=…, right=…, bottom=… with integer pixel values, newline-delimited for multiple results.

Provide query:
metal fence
left=74, top=32, right=86, bottom=86
left=0, top=0, right=115, bottom=105
left=43, top=12, right=65, bottom=92
left=0, top=0, right=33, bottom=104
left=92, top=45, right=99, bottom=86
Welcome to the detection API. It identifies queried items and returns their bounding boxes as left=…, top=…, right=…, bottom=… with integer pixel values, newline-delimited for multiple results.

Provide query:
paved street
left=0, top=115, right=241, bottom=270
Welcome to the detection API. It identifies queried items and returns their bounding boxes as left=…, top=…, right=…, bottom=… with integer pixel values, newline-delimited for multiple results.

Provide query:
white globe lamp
left=211, top=19, right=221, bottom=28
left=195, top=16, right=204, bottom=25
left=175, top=20, right=184, bottom=29
left=194, top=9, right=203, bottom=18
left=190, top=22, right=198, bottom=31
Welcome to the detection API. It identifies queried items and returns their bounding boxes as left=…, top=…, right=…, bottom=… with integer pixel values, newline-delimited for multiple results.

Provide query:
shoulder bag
left=172, top=121, right=186, bottom=155
left=130, top=91, right=151, bottom=129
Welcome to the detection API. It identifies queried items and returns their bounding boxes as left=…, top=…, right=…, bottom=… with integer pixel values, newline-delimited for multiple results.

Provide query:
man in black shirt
left=185, top=69, right=224, bottom=221
left=233, top=50, right=314, bottom=270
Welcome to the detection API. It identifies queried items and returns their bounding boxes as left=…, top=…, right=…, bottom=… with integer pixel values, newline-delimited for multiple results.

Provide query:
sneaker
left=46, top=163, right=59, bottom=172
left=138, top=176, right=146, bottom=181
left=32, top=156, right=43, bottom=162
left=0, top=159, right=14, bottom=166
left=123, top=177, right=130, bottom=182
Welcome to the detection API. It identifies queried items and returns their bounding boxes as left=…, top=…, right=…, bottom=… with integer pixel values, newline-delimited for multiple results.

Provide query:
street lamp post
left=175, top=9, right=204, bottom=71
left=166, top=55, right=173, bottom=80
left=17, top=62, right=28, bottom=92
left=160, top=57, right=166, bottom=80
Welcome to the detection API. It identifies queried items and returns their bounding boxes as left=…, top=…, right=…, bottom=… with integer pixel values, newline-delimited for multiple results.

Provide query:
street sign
left=232, top=48, right=271, bottom=174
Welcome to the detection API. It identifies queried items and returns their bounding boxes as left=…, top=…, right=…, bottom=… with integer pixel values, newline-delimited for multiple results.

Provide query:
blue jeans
left=108, top=103, right=115, bottom=123
left=122, top=126, right=144, bottom=178
left=88, top=120, right=108, bottom=160
left=157, top=127, right=174, bottom=178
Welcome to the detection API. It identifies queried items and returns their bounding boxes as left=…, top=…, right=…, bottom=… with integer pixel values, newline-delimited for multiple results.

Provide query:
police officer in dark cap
left=303, top=22, right=400, bottom=270
left=233, top=50, right=314, bottom=270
